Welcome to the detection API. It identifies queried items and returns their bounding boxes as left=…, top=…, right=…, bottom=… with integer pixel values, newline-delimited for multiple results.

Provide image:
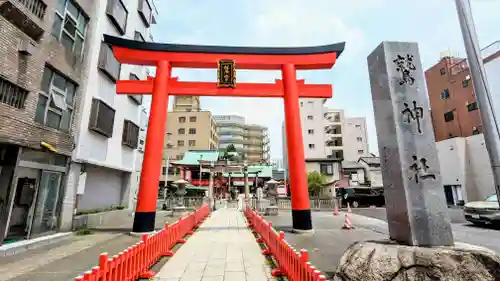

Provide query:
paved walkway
left=155, top=208, right=273, bottom=281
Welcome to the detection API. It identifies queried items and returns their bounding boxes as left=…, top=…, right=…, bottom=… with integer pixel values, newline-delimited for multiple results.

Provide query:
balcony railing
left=0, top=0, right=46, bottom=40
left=16, top=0, right=46, bottom=19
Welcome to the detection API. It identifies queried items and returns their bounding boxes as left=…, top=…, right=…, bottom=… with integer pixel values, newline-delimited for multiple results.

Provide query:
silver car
left=464, top=194, right=500, bottom=226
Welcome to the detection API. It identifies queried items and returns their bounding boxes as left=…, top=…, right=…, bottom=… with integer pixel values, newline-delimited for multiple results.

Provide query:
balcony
left=324, top=112, right=341, bottom=123
left=218, top=129, right=246, bottom=136
left=325, top=124, right=342, bottom=135
left=0, top=0, right=47, bottom=40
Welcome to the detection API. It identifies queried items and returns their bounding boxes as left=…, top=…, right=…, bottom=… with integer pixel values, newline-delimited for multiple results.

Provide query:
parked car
left=463, top=194, right=500, bottom=225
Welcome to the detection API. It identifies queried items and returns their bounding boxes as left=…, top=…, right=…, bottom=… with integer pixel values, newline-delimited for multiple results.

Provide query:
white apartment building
left=282, top=99, right=370, bottom=185
left=325, top=110, right=370, bottom=162
left=66, top=0, right=158, bottom=215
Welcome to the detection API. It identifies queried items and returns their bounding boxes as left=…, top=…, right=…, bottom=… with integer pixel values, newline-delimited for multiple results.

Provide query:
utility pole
left=162, top=133, right=172, bottom=210
left=455, top=0, right=500, bottom=205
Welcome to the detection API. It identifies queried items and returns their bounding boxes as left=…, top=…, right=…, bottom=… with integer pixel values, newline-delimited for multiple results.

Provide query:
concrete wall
left=343, top=117, right=370, bottom=162
left=301, top=99, right=327, bottom=158
left=436, top=134, right=495, bottom=202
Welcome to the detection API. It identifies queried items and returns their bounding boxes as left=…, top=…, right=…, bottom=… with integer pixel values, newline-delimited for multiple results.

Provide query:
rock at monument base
left=333, top=240, right=500, bottom=281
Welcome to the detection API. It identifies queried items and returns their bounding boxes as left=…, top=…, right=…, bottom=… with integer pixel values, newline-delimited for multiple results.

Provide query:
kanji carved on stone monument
left=408, top=155, right=436, bottom=184
left=401, top=100, right=424, bottom=134
left=393, top=54, right=416, bottom=85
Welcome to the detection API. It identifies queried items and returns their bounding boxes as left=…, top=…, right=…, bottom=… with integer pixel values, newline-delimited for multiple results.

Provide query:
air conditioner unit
left=18, top=38, right=36, bottom=56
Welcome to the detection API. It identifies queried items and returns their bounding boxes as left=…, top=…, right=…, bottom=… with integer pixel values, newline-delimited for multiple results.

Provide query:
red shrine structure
left=103, top=35, right=345, bottom=234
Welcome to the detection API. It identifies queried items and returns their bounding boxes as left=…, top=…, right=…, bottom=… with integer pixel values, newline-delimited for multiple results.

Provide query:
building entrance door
left=29, top=171, right=62, bottom=238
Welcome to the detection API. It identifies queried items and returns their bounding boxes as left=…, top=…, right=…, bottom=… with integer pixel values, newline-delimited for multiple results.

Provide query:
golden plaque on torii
left=217, top=59, right=236, bottom=88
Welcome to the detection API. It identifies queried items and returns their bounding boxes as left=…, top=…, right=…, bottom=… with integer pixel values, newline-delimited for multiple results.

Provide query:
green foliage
left=307, top=171, right=327, bottom=196
left=75, top=228, right=93, bottom=235
left=226, top=144, right=236, bottom=152
left=75, top=205, right=125, bottom=215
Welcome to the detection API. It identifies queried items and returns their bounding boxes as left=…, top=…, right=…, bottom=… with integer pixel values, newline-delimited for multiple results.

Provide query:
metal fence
left=161, top=197, right=206, bottom=210
left=248, top=197, right=336, bottom=212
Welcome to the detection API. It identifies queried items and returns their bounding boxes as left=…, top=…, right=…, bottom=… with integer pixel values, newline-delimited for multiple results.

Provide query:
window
left=308, top=101, right=313, bottom=105
left=189, top=128, right=196, bottom=134
left=98, top=43, right=121, bottom=82
left=308, top=129, right=314, bottom=135
left=308, top=144, right=315, bottom=149
left=0, top=77, right=28, bottom=109
left=176, top=154, right=184, bottom=160
left=127, top=73, right=142, bottom=104
left=355, top=124, right=361, bottom=128
left=467, top=102, right=478, bottom=112
left=358, top=150, right=364, bottom=154
left=134, top=31, right=145, bottom=42
left=440, top=68, right=446, bottom=75
left=189, top=140, right=196, bottom=147
left=440, top=89, right=450, bottom=100
left=307, top=115, right=313, bottom=120
left=106, top=0, right=128, bottom=35
left=300, top=102, right=303, bottom=106
left=122, top=120, right=139, bottom=148
left=52, top=0, right=88, bottom=57
left=444, top=111, right=454, bottom=122
left=178, top=128, right=185, bottom=134
left=88, top=99, right=115, bottom=137
left=162, top=167, right=167, bottom=175
left=177, top=140, right=184, bottom=147
left=35, top=67, right=77, bottom=132
left=138, top=0, right=152, bottom=26
left=320, top=164, right=334, bottom=175
left=179, top=117, right=186, bottom=123
left=356, top=137, right=362, bottom=142
left=462, top=79, right=469, bottom=88
left=189, top=116, right=197, bottom=122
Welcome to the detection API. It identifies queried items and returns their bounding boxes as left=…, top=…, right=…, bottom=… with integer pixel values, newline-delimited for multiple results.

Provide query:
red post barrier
left=74, top=204, right=211, bottom=281
left=244, top=205, right=326, bottom=281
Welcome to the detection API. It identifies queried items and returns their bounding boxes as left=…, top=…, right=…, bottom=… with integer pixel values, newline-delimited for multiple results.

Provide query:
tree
left=307, top=171, right=327, bottom=196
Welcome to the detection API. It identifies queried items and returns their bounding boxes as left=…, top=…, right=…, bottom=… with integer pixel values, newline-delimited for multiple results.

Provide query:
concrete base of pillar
left=292, top=228, right=315, bottom=234
left=129, top=231, right=157, bottom=237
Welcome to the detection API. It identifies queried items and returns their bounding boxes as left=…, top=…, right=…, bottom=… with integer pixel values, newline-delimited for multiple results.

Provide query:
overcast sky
left=147, top=0, right=500, bottom=159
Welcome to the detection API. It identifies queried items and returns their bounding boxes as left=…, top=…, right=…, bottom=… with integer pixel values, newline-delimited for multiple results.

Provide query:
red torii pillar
left=104, top=35, right=345, bottom=234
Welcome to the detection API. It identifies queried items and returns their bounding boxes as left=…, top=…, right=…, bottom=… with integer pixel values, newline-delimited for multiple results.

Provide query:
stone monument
left=369, top=41, right=453, bottom=247
left=332, top=41, right=500, bottom=281
left=171, top=180, right=188, bottom=217
left=265, top=179, right=279, bottom=216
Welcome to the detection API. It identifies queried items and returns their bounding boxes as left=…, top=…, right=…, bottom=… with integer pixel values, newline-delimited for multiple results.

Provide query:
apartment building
left=214, top=115, right=270, bottom=164
left=282, top=99, right=369, bottom=185
left=160, top=96, right=219, bottom=185
left=0, top=0, right=96, bottom=244
left=425, top=41, right=500, bottom=141
left=325, top=111, right=369, bottom=162
left=68, top=0, right=158, bottom=216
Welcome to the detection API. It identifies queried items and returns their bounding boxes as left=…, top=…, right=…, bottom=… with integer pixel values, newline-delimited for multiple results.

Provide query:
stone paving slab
left=155, top=208, right=274, bottom=281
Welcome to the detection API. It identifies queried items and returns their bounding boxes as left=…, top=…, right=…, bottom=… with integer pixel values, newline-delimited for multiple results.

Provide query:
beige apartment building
left=159, top=96, right=219, bottom=185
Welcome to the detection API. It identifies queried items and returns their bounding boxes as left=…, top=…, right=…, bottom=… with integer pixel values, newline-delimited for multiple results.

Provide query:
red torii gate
left=104, top=35, right=345, bottom=234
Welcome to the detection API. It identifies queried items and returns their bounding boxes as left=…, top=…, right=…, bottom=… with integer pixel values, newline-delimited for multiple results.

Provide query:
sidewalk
left=155, top=208, right=274, bottom=281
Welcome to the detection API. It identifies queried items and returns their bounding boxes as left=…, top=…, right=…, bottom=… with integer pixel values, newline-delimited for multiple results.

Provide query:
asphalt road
left=265, top=209, right=500, bottom=278
left=351, top=207, right=468, bottom=224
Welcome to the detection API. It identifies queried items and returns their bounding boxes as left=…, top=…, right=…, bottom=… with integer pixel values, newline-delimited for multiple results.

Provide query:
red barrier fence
left=75, top=204, right=210, bottom=281
left=244, top=205, right=327, bottom=281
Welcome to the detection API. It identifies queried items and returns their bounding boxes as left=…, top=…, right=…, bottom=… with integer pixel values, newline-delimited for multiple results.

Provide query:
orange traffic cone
left=342, top=213, right=353, bottom=230
left=347, top=202, right=352, bottom=213
left=333, top=201, right=339, bottom=216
